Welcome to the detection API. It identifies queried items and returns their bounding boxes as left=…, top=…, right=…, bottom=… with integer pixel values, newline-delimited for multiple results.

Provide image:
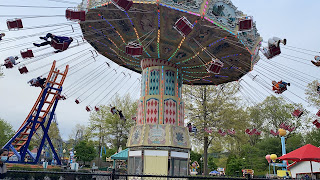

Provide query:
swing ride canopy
left=81, top=0, right=262, bottom=85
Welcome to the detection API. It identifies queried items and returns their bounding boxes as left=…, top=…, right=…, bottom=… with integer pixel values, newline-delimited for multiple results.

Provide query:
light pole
left=278, top=128, right=287, bottom=170
left=270, top=154, right=277, bottom=175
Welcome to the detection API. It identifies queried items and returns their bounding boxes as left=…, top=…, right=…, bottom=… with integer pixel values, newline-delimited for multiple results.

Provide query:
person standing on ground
left=0, top=149, right=8, bottom=180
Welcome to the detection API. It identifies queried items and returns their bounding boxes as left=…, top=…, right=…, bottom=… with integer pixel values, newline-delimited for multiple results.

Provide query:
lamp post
left=270, top=154, right=277, bottom=175
left=278, top=128, right=287, bottom=170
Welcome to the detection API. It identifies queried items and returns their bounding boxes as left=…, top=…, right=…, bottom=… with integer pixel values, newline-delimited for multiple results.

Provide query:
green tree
left=225, top=154, right=242, bottom=176
left=184, top=82, right=249, bottom=175
left=102, top=147, right=117, bottom=161
left=305, top=80, right=320, bottom=108
left=305, top=129, right=320, bottom=147
left=0, top=118, right=14, bottom=147
left=208, top=156, right=218, bottom=171
left=88, top=93, right=137, bottom=155
left=74, top=140, right=96, bottom=165
left=29, top=120, right=63, bottom=152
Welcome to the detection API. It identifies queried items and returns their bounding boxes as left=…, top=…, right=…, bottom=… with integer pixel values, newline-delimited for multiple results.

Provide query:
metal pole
left=310, top=161, right=314, bottom=179
left=273, top=163, right=276, bottom=175
left=281, top=136, right=287, bottom=170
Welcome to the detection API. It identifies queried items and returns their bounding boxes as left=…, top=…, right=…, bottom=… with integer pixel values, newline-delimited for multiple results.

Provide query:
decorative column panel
left=128, top=59, right=190, bottom=149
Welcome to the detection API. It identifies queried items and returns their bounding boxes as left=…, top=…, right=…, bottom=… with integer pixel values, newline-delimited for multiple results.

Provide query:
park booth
left=111, top=148, right=129, bottom=172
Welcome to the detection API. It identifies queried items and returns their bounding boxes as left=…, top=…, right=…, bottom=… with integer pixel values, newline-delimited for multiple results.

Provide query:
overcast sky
left=0, top=0, right=319, bottom=140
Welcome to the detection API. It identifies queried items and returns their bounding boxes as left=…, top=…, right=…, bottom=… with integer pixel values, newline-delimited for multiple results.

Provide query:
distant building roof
left=110, top=148, right=129, bottom=160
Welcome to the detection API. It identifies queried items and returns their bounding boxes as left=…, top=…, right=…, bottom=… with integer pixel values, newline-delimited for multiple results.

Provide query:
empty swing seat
left=238, top=16, right=253, bottom=31
left=7, top=19, right=23, bottom=30
left=111, top=0, right=133, bottom=11
left=21, top=49, right=34, bottom=59
left=173, top=16, right=193, bottom=37
left=75, top=99, right=80, bottom=104
left=125, top=42, right=143, bottom=57
left=18, top=66, right=28, bottom=74
left=313, top=120, right=320, bottom=128
left=4, top=61, right=13, bottom=69
left=66, top=9, right=86, bottom=21
left=94, top=106, right=100, bottom=111
left=51, top=40, right=70, bottom=51
left=292, top=109, right=303, bottom=118
left=207, top=59, right=223, bottom=74
left=86, top=106, right=91, bottom=112
left=316, top=110, right=320, bottom=117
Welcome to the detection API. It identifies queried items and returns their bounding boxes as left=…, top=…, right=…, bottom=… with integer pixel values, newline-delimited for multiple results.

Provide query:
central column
left=127, top=59, right=190, bottom=175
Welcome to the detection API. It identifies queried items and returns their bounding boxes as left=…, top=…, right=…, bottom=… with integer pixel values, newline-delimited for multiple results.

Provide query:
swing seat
left=218, top=129, right=226, bottom=136
left=292, top=109, right=303, bottom=118
left=250, top=128, right=257, bottom=135
left=245, top=129, right=250, bottom=134
left=255, top=131, right=261, bottom=135
left=275, top=86, right=287, bottom=94
left=75, top=99, right=80, bottom=104
left=111, top=107, right=117, bottom=115
left=66, top=9, right=86, bottom=21
left=125, top=42, right=143, bottom=57
left=227, top=129, right=235, bottom=135
left=57, top=94, right=66, bottom=100
left=316, top=110, right=320, bottom=117
left=4, top=61, right=13, bottom=69
left=94, top=106, right=100, bottom=111
left=267, top=45, right=281, bottom=59
left=270, top=129, right=279, bottom=136
left=238, top=16, right=253, bottom=31
left=7, top=19, right=23, bottom=30
left=21, top=49, right=34, bottom=59
left=86, top=106, right=91, bottom=112
left=313, top=120, right=320, bottom=129
left=207, top=59, right=223, bottom=74
left=111, top=0, right=133, bottom=11
left=18, top=65, right=28, bottom=74
left=173, top=16, right=193, bottom=37
left=51, top=39, right=70, bottom=51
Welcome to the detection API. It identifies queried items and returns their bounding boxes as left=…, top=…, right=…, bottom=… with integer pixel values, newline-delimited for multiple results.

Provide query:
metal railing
left=5, top=170, right=284, bottom=180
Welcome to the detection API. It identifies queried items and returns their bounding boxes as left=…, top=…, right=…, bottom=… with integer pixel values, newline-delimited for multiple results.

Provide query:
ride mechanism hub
left=81, top=0, right=262, bottom=175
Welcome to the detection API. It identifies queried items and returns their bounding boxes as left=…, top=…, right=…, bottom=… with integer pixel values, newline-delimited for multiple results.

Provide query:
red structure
left=316, top=110, right=320, bottom=117
left=21, top=49, right=34, bottom=59
left=173, top=16, right=193, bottom=37
left=274, top=86, right=287, bottom=94
left=207, top=59, right=223, bottom=74
left=65, top=9, right=86, bottom=21
left=51, top=40, right=71, bottom=51
left=266, top=45, right=281, bottom=59
left=238, top=16, right=253, bottom=31
left=18, top=65, right=28, bottom=74
left=7, top=19, right=23, bottom=30
left=292, top=109, right=303, bottom=118
left=111, top=0, right=133, bottom=11
left=4, top=61, right=13, bottom=69
left=86, top=106, right=91, bottom=112
left=125, top=42, right=143, bottom=57
left=75, top=99, right=80, bottom=104
left=313, top=120, right=320, bottom=128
